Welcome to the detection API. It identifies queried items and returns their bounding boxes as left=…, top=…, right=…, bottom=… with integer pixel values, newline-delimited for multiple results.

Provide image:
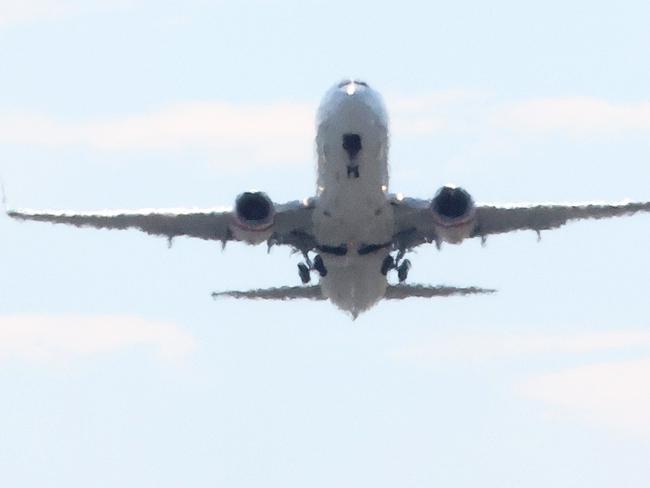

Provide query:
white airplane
left=8, top=80, right=650, bottom=317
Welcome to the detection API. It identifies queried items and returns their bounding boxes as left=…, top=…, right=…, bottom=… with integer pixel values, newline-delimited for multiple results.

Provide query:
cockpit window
left=338, top=79, right=369, bottom=88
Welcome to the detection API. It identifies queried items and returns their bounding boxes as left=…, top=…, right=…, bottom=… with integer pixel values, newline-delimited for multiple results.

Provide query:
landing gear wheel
left=380, top=255, right=394, bottom=276
left=313, top=254, right=327, bottom=277
left=397, top=259, right=411, bottom=283
left=298, top=263, right=311, bottom=284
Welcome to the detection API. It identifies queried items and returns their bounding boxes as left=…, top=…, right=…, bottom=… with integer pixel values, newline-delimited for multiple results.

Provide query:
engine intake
left=432, top=185, right=473, bottom=220
left=235, top=191, right=274, bottom=227
left=231, top=191, right=275, bottom=243
left=430, top=185, right=476, bottom=244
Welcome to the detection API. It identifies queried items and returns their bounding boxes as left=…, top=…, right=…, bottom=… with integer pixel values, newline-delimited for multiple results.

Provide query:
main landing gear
left=297, top=249, right=411, bottom=284
left=297, top=253, right=328, bottom=284
left=380, top=251, right=411, bottom=282
left=297, top=263, right=311, bottom=284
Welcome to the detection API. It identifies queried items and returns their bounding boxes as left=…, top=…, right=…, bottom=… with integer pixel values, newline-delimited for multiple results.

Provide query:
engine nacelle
left=230, top=191, right=275, bottom=244
left=430, top=185, right=476, bottom=244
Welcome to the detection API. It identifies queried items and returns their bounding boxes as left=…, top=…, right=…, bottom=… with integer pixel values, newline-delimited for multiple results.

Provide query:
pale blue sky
left=1, top=1, right=650, bottom=487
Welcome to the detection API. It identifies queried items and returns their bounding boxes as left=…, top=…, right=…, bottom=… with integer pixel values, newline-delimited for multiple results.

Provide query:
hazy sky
left=1, top=1, right=650, bottom=487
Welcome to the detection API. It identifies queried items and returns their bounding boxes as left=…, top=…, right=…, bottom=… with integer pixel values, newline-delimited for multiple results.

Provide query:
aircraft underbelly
left=312, top=174, right=393, bottom=315
left=319, top=249, right=390, bottom=316
left=313, top=177, right=394, bottom=246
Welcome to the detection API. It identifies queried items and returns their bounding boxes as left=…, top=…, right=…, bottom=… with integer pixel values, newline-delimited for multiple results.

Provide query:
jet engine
left=231, top=191, right=275, bottom=243
left=430, top=185, right=476, bottom=244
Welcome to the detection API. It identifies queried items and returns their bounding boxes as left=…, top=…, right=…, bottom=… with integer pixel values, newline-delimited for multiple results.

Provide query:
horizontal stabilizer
left=212, top=286, right=325, bottom=301
left=384, top=284, right=496, bottom=299
left=212, top=284, right=495, bottom=301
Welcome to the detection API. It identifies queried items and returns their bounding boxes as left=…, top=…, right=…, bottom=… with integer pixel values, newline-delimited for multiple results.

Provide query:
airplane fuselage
left=312, top=80, right=395, bottom=316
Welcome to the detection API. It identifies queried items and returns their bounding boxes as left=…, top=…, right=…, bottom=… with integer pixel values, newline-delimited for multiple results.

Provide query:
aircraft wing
left=7, top=200, right=316, bottom=251
left=473, top=201, right=650, bottom=236
left=392, top=197, right=650, bottom=249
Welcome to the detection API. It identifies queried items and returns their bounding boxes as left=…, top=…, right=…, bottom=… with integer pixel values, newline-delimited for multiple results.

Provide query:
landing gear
left=380, top=250, right=411, bottom=283
left=298, top=263, right=311, bottom=284
left=297, top=253, right=327, bottom=284
left=313, top=254, right=327, bottom=277
left=380, top=255, right=394, bottom=276
left=397, top=259, right=411, bottom=283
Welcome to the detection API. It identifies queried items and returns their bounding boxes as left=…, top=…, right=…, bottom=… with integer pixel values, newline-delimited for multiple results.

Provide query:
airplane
left=7, top=79, right=650, bottom=318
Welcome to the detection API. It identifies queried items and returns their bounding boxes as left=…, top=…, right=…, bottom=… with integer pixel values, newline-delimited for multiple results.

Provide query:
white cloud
left=0, top=0, right=70, bottom=26
left=496, top=97, right=650, bottom=136
left=0, top=94, right=468, bottom=166
left=0, top=0, right=152, bottom=27
left=521, top=359, right=650, bottom=436
left=2, top=92, right=646, bottom=168
left=388, top=90, right=481, bottom=112
left=0, top=315, right=196, bottom=363
left=0, top=0, right=236, bottom=29
left=388, top=90, right=483, bottom=136
left=393, top=331, right=650, bottom=363
left=0, top=102, right=316, bottom=166
left=394, top=331, right=650, bottom=436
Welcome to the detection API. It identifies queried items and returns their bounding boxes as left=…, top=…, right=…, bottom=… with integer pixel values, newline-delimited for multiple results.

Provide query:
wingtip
left=0, top=179, right=19, bottom=219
